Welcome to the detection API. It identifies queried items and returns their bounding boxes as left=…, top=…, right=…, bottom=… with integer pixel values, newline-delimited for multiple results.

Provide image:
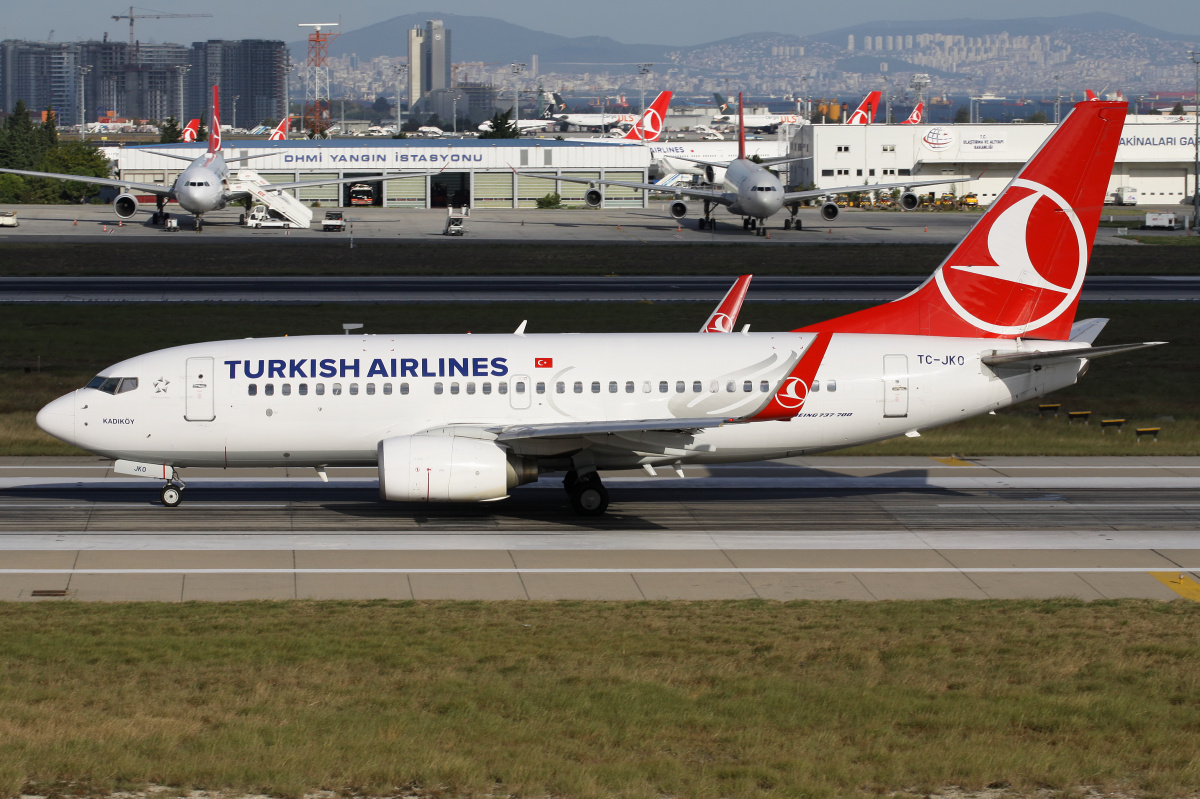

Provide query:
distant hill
left=291, top=12, right=670, bottom=68
left=807, top=12, right=1193, bottom=44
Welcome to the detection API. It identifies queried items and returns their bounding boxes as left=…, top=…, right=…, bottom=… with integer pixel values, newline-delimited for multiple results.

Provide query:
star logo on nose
left=154, top=377, right=170, bottom=393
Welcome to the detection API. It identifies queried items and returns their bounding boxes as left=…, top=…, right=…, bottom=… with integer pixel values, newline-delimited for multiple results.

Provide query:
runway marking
left=932, top=457, right=974, bottom=467
left=1150, top=572, right=1200, bottom=601
left=0, top=503, right=290, bottom=509
left=3, top=568, right=1198, bottom=575
left=938, top=503, right=1200, bottom=509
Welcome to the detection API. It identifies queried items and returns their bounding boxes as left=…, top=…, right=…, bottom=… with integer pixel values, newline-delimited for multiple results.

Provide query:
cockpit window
left=85, top=376, right=137, bottom=394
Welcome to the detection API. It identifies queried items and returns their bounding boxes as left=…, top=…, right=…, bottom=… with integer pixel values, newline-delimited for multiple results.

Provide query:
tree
left=159, top=116, right=183, bottom=143
left=478, top=109, right=519, bottom=139
left=1027, top=111, right=1048, bottom=123
left=1171, top=101, right=1185, bottom=115
left=196, top=118, right=208, bottom=142
left=953, top=105, right=970, bottom=123
left=38, top=140, right=109, bottom=203
left=0, top=100, right=42, bottom=171
left=372, top=96, right=391, bottom=116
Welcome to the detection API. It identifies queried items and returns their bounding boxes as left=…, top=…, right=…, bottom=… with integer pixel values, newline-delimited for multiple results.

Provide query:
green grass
left=2, top=601, right=1199, bottom=799
left=3, top=301, right=1196, bottom=456
left=2, top=240, right=1200, bottom=275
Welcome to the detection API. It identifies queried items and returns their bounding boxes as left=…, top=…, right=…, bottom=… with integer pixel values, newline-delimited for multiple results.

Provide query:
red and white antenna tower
left=298, top=22, right=338, bottom=136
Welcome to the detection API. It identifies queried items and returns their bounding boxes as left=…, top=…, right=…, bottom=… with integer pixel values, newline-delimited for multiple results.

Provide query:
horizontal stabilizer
left=982, top=341, right=1164, bottom=367
left=1069, top=317, right=1109, bottom=343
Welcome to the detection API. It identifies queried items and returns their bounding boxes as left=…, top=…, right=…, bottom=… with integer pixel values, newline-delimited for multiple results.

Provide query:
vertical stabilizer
left=208, top=85, right=221, bottom=153
left=737, top=92, right=746, bottom=161
left=845, top=91, right=882, bottom=124
left=623, top=91, right=673, bottom=142
left=182, top=119, right=199, bottom=142
left=269, top=116, right=290, bottom=140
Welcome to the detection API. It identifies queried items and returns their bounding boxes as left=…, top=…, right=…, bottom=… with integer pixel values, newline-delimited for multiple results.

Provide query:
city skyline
left=9, top=1, right=1199, bottom=49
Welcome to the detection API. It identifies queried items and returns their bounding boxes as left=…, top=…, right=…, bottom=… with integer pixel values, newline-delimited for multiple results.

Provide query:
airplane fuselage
left=720, top=158, right=785, bottom=220
left=169, top=151, right=228, bottom=216
left=37, top=332, right=1083, bottom=470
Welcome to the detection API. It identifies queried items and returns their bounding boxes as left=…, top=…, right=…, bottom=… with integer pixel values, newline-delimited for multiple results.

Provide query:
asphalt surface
left=3, top=456, right=1198, bottom=602
left=3, top=274, right=1197, bottom=303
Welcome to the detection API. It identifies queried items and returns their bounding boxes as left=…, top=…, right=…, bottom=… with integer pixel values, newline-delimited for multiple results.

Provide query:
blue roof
left=137, top=137, right=632, bottom=151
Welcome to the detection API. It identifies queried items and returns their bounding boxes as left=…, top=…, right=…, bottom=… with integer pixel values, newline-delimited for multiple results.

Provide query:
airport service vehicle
left=0, top=211, right=17, bottom=227
left=1143, top=212, right=1182, bottom=229
left=36, top=101, right=1161, bottom=516
left=443, top=206, right=469, bottom=236
left=555, top=93, right=959, bottom=234
left=322, top=212, right=346, bottom=232
left=349, top=184, right=374, bottom=206
left=0, top=87, right=424, bottom=232
left=243, top=205, right=300, bottom=229
left=1107, top=186, right=1138, bottom=206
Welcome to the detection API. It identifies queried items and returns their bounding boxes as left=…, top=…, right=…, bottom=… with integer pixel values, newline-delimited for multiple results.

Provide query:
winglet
left=208, top=85, right=222, bottom=153
left=701, top=275, right=753, bottom=332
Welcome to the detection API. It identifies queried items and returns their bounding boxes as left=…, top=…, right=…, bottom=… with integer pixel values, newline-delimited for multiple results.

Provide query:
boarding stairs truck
left=230, top=169, right=313, bottom=229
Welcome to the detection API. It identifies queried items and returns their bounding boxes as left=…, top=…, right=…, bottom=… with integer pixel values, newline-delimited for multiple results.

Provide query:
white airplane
left=478, top=88, right=563, bottom=133
left=554, top=94, right=642, bottom=131
left=555, top=93, right=959, bottom=233
left=36, top=101, right=1156, bottom=516
left=711, top=93, right=801, bottom=130
left=0, top=87, right=419, bottom=231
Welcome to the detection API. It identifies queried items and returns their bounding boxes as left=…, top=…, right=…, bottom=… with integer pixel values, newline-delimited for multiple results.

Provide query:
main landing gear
left=783, top=216, right=801, bottom=230
left=697, top=217, right=716, bottom=230
left=564, top=470, right=609, bottom=516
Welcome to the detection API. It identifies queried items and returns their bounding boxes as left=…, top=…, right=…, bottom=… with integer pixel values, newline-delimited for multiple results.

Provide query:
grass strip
left=2, top=600, right=1199, bottom=799
left=1, top=241, right=1199, bottom=275
left=2, top=301, right=1195, bottom=456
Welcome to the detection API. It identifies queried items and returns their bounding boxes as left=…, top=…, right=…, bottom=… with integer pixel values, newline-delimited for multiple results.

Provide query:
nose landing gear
left=160, top=482, right=183, bottom=507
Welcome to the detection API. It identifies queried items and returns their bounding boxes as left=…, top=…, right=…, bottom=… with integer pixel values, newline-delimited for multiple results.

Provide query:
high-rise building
left=188, top=39, right=286, bottom=127
left=0, top=41, right=79, bottom=124
left=406, top=25, right=424, bottom=111
left=422, top=20, right=451, bottom=96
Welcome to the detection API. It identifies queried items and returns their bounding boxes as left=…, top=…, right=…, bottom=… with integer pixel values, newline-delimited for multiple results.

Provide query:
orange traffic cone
left=617, top=224, right=621, bottom=231
left=924, top=225, right=928, bottom=233
left=118, top=219, right=123, bottom=227
left=73, top=219, right=77, bottom=226
left=828, top=228, right=832, bottom=234
left=676, top=224, right=682, bottom=232
left=102, top=224, right=108, bottom=232
left=521, top=220, right=524, bottom=226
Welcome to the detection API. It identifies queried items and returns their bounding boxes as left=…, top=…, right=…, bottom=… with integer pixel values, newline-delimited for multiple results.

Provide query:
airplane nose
left=36, top=392, right=76, bottom=445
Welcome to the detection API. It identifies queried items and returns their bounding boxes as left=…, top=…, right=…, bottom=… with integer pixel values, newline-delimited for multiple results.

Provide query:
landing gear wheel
left=568, top=477, right=609, bottom=516
left=794, top=218, right=801, bottom=230
left=239, top=213, right=246, bottom=225
left=161, top=483, right=182, bottom=507
left=783, top=218, right=792, bottom=230
left=151, top=212, right=161, bottom=225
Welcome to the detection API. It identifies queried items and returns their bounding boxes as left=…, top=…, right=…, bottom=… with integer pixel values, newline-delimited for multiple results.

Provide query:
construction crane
left=111, top=7, right=212, bottom=48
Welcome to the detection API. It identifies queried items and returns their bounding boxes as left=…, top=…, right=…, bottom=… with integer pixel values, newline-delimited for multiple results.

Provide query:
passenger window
left=498, top=382, right=507, bottom=395
left=366, top=383, right=376, bottom=395
left=466, top=382, right=476, bottom=395
left=692, top=381, right=702, bottom=393
left=383, top=383, right=392, bottom=395
left=591, top=381, right=600, bottom=394
left=299, top=384, right=308, bottom=396
left=743, top=381, right=753, bottom=392
left=659, top=381, right=668, bottom=393
left=827, top=380, right=837, bottom=392
left=726, top=381, right=735, bottom=393
left=709, top=381, right=718, bottom=393
left=608, top=381, right=618, bottom=393
left=282, top=384, right=291, bottom=396
left=265, top=384, right=274, bottom=396
left=676, top=381, right=685, bottom=394
left=625, top=381, right=634, bottom=394
left=574, top=381, right=583, bottom=394
left=433, top=382, right=443, bottom=395
left=534, top=382, right=543, bottom=394
left=315, top=383, right=325, bottom=396
left=332, top=383, right=343, bottom=395
left=450, top=383, right=459, bottom=395
left=556, top=382, right=565, bottom=394
left=482, top=382, right=492, bottom=395
left=642, top=381, right=651, bottom=393
left=760, top=381, right=770, bottom=392
left=349, top=383, right=359, bottom=396
left=812, top=381, right=820, bottom=392
left=248, top=384, right=257, bottom=396
left=400, top=383, right=409, bottom=395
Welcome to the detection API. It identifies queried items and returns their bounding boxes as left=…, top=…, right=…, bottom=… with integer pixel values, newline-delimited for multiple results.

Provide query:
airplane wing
left=550, top=172, right=731, bottom=203
left=489, top=417, right=737, bottom=441
left=0, top=168, right=171, bottom=196
left=981, top=341, right=1165, bottom=368
left=782, top=176, right=967, bottom=204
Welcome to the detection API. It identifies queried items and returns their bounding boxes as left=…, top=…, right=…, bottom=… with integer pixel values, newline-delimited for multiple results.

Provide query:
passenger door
left=509, top=374, right=531, bottom=410
left=185, top=356, right=216, bottom=421
left=882, top=354, right=909, bottom=418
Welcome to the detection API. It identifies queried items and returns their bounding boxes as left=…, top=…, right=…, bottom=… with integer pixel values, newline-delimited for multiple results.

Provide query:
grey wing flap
left=491, top=417, right=734, bottom=441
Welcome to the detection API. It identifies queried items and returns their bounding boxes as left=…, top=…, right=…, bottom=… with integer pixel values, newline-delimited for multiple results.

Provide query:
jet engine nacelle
left=584, top=188, right=603, bottom=208
left=377, top=435, right=538, bottom=503
left=820, top=201, right=840, bottom=221
left=114, top=193, right=139, bottom=219
left=669, top=200, right=689, bottom=219
left=899, top=191, right=919, bottom=211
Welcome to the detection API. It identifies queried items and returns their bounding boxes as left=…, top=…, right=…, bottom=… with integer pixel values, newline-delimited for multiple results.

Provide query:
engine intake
left=820, top=201, right=839, bottom=221
left=899, top=191, right=919, bottom=211
left=669, top=200, right=689, bottom=219
left=114, top=193, right=139, bottom=219
left=584, top=188, right=603, bottom=208
left=377, top=435, right=537, bottom=503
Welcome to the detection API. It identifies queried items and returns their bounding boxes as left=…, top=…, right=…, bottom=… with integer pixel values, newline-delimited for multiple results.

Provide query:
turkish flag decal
left=535, top=358, right=553, bottom=368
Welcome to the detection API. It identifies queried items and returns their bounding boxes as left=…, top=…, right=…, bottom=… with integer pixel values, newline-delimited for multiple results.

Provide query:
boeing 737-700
left=36, top=101, right=1159, bottom=516
left=0, top=87, right=421, bottom=231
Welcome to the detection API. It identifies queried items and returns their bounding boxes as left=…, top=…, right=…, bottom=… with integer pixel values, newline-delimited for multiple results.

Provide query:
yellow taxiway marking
left=1150, top=572, right=1200, bottom=601
left=932, top=456, right=974, bottom=467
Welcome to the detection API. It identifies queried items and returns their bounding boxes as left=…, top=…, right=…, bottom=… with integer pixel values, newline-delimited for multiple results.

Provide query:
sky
left=13, top=0, right=1200, bottom=46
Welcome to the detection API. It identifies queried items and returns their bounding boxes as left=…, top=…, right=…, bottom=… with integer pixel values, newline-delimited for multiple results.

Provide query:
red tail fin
left=737, top=92, right=745, bottom=161
left=623, top=91, right=672, bottom=142
left=845, top=91, right=882, bottom=124
left=182, top=118, right=199, bottom=142
left=1085, top=89, right=1098, bottom=101
left=269, top=116, right=290, bottom=141
left=208, top=85, right=221, bottom=153
left=799, top=101, right=1127, bottom=341
left=701, top=275, right=752, bottom=332
left=900, top=103, right=923, bottom=124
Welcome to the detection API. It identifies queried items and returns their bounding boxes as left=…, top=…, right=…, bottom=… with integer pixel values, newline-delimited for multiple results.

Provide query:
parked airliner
left=0, top=87, right=416, bottom=231
left=36, top=101, right=1157, bottom=516
left=556, top=94, right=959, bottom=233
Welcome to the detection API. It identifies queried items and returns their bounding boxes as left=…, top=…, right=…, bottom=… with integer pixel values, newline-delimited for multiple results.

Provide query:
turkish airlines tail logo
left=182, top=119, right=199, bottom=142
left=623, top=91, right=673, bottom=142
left=845, top=91, right=882, bottom=124
left=797, top=101, right=1128, bottom=341
left=900, top=103, right=923, bottom=125
left=701, top=274, right=752, bottom=333
left=269, top=116, right=290, bottom=141
left=1085, top=89, right=1098, bottom=101
left=208, top=85, right=221, bottom=154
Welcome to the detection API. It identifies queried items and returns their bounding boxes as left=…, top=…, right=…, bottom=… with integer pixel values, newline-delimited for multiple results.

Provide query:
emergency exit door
left=882, top=354, right=909, bottom=418
left=509, top=375, right=531, bottom=409
left=185, top=356, right=216, bottom=421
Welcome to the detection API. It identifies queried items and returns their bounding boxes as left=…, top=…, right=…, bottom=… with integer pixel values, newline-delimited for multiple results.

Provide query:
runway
left=3, top=274, right=1197, bottom=303
left=2, top=456, right=1198, bottom=602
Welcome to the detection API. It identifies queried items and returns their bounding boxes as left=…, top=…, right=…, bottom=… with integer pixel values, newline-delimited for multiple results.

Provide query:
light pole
left=77, top=64, right=91, bottom=140
left=177, top=64, right=189, bottom=130
left=393, top=63, right=407, bottom=131
left=1190, top=48, right=1200, bottom=232
left=510, top=63, right=526, bottom=133
left=638, top=62, right=653, bottom=138
left=1053, top=75, right=1061, bottom=123
left=232, top=95, right=240, bottom=131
